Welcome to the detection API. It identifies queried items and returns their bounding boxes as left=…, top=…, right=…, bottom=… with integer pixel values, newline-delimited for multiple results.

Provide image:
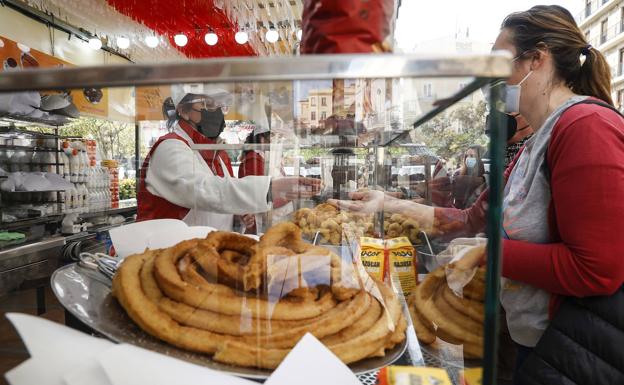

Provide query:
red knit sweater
left=435, top=102, right=624, bottom=316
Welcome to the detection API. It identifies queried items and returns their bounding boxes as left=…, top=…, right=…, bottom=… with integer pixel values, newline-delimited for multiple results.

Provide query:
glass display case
left=0, top=53, right=511, bottom=385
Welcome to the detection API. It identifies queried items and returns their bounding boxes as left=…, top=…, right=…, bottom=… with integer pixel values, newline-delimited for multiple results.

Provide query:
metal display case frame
left=0, top=52, right=511, bottom=385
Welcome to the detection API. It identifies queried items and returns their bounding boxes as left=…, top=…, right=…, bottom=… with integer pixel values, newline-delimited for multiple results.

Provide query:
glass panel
left=0, top=54, right=509, bottom=384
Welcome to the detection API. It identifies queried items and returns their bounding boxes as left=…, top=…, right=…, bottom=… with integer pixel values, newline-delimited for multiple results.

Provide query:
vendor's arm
left=503, top=109, right=624, bottom=297
left=430, top=152, right=520, bottom=238
left=146, top=139, right=271, bottom=215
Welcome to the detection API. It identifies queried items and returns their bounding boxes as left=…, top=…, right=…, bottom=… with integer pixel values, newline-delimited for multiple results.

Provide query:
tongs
left=78, top=252, right=120, bottom=280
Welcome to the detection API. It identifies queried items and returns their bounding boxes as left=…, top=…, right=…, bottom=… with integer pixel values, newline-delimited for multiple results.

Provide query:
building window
left=601, top=19, right=608, bottom=44
left=320, top=111, right=327, bottom=120
left=585, top=29, right=591, bottom=41
left=586, top=0, right=592, bottom=18
left=618, top=89, right=624, bottom=111
left=619, top=48, right=624, bottom=76
left=311, top=111, right=316, bottom=121
left=321, top=97, right=327, bottom=106
left=310, top=97, right=316, bottom=107
left=620, top=8, right=624, bottom=34
left=423, top=83, right=433, bottom=97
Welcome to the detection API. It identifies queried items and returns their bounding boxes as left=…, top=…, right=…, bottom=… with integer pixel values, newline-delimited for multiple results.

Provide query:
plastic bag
left=436, top=237, right=487, bottom=295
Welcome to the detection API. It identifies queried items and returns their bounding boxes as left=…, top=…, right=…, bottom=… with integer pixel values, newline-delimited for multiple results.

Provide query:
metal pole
left=134, top=123, right=140, bottom=188
left=482, top=82, right=505, bottom=385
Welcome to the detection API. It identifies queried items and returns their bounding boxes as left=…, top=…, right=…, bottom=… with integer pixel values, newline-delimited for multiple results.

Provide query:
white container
left=68, top=185, right=78, bottom=212
left=61, top=152, right=71, bottom=180
left=70, top=149, right=79, bottom=182
left=59, top=190, right=67, bottom=213
left=81, top=151, right=89, bottom=182
left=30, top=150, right=41, bottom=172
left=78, top=184, right=88, bottom=213
left=10, top=149, right=29, bottom=172
left=42, top=151, right=57, bottom=174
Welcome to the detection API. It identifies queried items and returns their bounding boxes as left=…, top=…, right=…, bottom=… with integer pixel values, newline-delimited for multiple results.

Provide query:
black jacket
left=517, top=285, right=624, bottom=385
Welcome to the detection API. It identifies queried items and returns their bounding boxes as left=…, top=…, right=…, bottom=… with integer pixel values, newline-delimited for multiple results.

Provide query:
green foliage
left=119, top=178, right=136, bottom=200
left=414, top=101, right=489, bottom=161
left=62, top=118, right=135, bottom=160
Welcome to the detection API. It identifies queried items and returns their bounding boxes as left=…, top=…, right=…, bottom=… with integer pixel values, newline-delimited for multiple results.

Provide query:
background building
left=578, top=0, right=624, bottom=110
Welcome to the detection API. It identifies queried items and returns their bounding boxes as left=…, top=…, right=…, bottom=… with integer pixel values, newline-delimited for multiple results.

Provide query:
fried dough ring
left=463, top=276, right=486, bottom=302
left=146, top=255, right=314, bottom=336
left=259, top=222, right=311, bottom=253
left=414, top=267, right=483, bottom=346
left=239, top=291, right=372, bottom=349
left=212, top=280, right=404, bottom=369
left=112, top=251, right=224, bottom=354
left=153, top=239, right=337, bottom=320
left=441, top=284, right=484, bottom=323
left=321, top=298, right=382, bottom=345
left=113, top=225, right=406, bottom=370
left=408, top=288, right=436, bottom=345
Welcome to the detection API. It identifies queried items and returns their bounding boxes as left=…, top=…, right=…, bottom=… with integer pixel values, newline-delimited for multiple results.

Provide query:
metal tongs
left=78, top=252, right=120, bottom=280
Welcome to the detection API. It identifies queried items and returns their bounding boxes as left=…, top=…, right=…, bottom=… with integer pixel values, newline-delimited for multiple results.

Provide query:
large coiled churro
left=407, top=266, right=485, bottom=359
left=112, top=224, right=407, bottom=370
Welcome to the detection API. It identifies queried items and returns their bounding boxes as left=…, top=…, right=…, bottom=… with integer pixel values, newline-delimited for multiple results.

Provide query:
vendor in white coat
left=137, top=84, right=319, bottom=228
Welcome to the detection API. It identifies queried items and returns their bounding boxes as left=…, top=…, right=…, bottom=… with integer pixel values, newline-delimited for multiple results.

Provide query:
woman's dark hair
left=242, top=130, right=270, bottom=156
left=502, top=5, right=613, bottom=105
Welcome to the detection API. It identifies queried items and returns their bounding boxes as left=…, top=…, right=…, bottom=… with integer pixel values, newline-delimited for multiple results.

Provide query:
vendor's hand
left=327, top=190, right=385, bottom=213
left=271, top=176, right=321, bottom=201
left=241, top=214, right=256, bottom=229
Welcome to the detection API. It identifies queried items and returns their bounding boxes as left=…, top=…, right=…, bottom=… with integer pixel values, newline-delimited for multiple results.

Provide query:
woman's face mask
left=191, top=107, right=225, bottom=139
left=481, top=51, right=533, bottom=114
left=504, top=70, right=533, bottom=114
left=465, top=157, right=477, bottom=168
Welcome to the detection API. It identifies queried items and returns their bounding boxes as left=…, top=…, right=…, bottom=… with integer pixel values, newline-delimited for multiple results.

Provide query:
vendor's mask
left=193, top=107, right=225, bottom=139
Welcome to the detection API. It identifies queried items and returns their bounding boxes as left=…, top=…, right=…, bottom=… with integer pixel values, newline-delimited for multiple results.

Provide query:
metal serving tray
left=51, top=263, right=407, bottom=380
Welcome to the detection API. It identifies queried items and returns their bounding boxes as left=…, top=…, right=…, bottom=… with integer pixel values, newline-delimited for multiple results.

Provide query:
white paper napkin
left=265, top=333, right=362, bottom=385
left=98, top=344, right=253, bottom=385
left=5, top=316, right=363, bottom=385
left=4, top=313, right=114, bottom=385
left=108, top=219, right=215, bottom=258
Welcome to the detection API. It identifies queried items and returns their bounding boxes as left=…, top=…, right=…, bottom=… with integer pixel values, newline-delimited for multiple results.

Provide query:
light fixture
left=17, top=43, right=30, bottom=53
left=296, top=29, right=302, bottom=41
left=116, top=36, right=130, bottom=49
left=174, top=33, right=188, bottom=47
left=266, top=28, right=279, bottom=43
left=204, top=32, right=218, bottom=46
left=145, top=35, right=159, bottom=48
left=88, top=37, right=102, bottom=50
left=235, top=31, right=249, bottom=44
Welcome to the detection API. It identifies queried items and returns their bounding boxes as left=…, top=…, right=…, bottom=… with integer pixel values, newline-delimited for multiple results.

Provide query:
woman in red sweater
left=334, top=5, right=624, bottom=383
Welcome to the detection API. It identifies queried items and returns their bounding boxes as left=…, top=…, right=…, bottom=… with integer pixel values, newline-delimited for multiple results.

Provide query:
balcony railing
left=588, top=20, right=624, bottom=48
left=577, top=0, right=615, bottom=23
left=610, top=62, right=624, bottom=78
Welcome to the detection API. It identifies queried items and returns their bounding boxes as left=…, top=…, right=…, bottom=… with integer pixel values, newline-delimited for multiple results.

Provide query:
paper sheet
left=108, top=219, right=215, bottom=258
left=265, top=333, right=362, bottom=385
left=5, top=312, right=363, bottom=385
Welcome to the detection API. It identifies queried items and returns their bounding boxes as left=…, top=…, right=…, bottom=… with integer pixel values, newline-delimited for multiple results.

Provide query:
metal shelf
left=0, top=113, right=69, bottom=127
left=0, top=215, right=63, bottom=231
left=78, top=205, right=137, bottom=220
left=0, top=53, right=512, bottom=92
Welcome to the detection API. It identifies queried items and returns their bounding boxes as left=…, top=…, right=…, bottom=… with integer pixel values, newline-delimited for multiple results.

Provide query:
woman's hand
left=327, top=190, right=386, bottom=213
left=271, top=177, right=321, bottom=201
